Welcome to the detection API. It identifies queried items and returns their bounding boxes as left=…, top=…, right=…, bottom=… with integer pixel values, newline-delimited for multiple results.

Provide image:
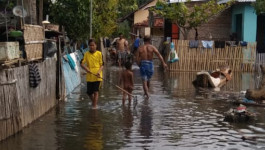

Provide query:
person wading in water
left=135, top=36, right=168, bottom=99
left=81, top=39, right=104, bottom=109
left=116, top=33, right=128, bottom=68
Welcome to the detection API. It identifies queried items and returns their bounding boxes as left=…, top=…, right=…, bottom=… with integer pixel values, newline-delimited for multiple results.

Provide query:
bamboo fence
left=0, top=59, right=57, bottom=141
left=169, top=40, right=257, bottom=72
left=255, top=53, right=265, bottom=71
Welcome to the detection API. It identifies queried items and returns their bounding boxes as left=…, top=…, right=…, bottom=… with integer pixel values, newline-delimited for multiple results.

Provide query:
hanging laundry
left=70, top=53, right=79, bottom=72
left=226, top=41, right=238, bottom=47
left=201, top=40, right=214, bottom=49
left=214, top=41, right=225, bottom=48
left=29, top=63, right=41, bottom=88
left=240, top=41, right=248, bottom=47
left=67, top=54, right=76, bottom=70
left=189, top=40, right=199, bottom=48
left=63, top=55, right=68, bottom=61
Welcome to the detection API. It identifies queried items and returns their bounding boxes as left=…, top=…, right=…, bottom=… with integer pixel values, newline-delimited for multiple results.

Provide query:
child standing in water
left=81, top=39, right=104, bottom=109
left=120, top=62, right=134, bottom=105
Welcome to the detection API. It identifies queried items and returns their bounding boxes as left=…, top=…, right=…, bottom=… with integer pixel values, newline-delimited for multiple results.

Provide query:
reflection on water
left=84, top=110, right=103, bottom=150
left=139, top=99, right=153, bottom=139
left=122, top=105, right=133, bottom=139
left=1, top=64, right=265, bottom=150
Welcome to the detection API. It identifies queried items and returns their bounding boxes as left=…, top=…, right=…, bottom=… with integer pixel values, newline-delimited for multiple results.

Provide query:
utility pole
left=90, top=0, right=92, bottom=39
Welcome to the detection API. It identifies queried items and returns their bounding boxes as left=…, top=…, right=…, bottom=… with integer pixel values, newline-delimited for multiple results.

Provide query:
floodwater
left=1, top=63, right=265, bottom=150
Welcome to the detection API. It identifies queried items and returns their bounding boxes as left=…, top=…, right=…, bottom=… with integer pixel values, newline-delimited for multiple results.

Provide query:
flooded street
left=1, top=64, right=265, bottom=150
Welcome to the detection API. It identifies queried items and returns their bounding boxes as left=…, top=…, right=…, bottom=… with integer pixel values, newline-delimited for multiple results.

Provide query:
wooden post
left=38, top=0, right=43, bottom=25
left=56, top=37, right=63, bottom=100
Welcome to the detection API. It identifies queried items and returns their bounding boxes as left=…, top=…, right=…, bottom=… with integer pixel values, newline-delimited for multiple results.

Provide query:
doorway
left=256, top=15, right=265, bottom=53
left=236, top=14, right=243, bottom=41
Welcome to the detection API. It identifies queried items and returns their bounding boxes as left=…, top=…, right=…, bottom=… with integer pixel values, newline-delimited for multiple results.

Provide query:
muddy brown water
left=1, top=64, right=265, bottom=150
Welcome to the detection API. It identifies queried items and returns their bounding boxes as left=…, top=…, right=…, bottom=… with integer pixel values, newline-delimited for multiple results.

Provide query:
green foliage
left=113, top=20, right=131, bottom=39
left=253, top=0, right=265, bottom=15
left=137, top=0, right=151, bottom=6
left=49, top=0, right=141, bottom=41
left=118, top=0, right=138, bottom=18
left=0, top=0, right=15, bottom=10
left=50, top=0, right=119, bottom=41
left=151, top=0, right=234, bottom=39
left=92, top=0, right=119, bottom=39
left=50, top=0, right=91, bottom=41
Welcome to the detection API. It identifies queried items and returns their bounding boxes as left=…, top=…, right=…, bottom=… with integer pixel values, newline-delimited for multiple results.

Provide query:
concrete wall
left=134, top=9, right=149, bottom=24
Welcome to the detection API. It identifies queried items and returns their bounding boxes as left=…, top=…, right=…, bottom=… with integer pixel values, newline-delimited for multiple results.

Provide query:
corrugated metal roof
left=218, top=0, right=256, bottom=4
left=169, top=0, right=207, bottom=3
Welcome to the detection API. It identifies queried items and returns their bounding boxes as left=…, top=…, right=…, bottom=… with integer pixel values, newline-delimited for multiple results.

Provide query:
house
left=167, top=0, right=262, bottom=45
left=119, top=0, right=165, bottom=48
left=219, top=0, right=265, bottom=52
left=218, top=0, right=257, bottom=42
left=133, top=0, right=160, bottom=37
left=167, top=0, right=232, bottom=41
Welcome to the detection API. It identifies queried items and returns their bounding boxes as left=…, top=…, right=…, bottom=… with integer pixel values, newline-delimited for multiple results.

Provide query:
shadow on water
left=1, top=63, right=265, bottom=150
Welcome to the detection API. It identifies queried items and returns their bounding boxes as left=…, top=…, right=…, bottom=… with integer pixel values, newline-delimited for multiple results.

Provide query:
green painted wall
left=231, top=4, right=257, bottom=42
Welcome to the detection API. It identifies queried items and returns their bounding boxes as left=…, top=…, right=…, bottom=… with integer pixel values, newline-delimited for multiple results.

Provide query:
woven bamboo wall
left=169, top=40, right=256, bottom=72
left=0, top=59, right=57, bottom=141
left=24, top=24, right=44, bottom=61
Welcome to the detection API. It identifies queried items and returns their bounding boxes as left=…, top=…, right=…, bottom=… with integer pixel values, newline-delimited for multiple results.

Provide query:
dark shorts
left=140, top=60, right=154, bottom=81
left=118, top=50, right=127, bottom=59
left=87, top=81, right=100, bottom=95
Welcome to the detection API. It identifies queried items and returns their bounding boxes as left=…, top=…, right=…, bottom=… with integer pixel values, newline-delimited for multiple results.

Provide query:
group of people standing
left=81, top=35, right=168, bottom=109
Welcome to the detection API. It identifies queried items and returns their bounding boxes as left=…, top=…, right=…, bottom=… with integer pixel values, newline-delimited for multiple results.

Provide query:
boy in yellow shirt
left=81, top=39, right=104, bottom=109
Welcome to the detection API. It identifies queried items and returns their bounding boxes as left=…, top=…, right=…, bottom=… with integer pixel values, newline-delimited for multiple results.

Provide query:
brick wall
left=180, top=2, right=232, bottom=41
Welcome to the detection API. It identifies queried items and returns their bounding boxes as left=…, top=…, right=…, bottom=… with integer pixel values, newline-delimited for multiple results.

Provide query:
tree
left=253, top=0, right=265, bottom=15
left=50, top=0, right=92, bottom=41
left=118, top=0, right=138, bottom=18
left=92, top=0, right=119, bottom=39
left=48, top=0, right=140, bottom=41
left=49, top=0, right=119, bottom=41
left=151, top=0, right=233, bottom=40
left=137, top=0, right=151, bottom=6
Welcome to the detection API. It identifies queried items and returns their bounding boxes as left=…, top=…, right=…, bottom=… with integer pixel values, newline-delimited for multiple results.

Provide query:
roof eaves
left=118, top=0, right=155, bottom=22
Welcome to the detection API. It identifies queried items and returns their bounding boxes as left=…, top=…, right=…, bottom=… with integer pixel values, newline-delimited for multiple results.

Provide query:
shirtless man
left=120, top=61, right=134, bottom=105
left=135, top=36, right=168, bottom=99
left=116, top=33, right=128, bottom=67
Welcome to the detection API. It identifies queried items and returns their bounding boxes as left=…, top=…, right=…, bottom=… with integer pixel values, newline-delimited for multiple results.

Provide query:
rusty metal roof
left=218, top=0, right=255, bottom=4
